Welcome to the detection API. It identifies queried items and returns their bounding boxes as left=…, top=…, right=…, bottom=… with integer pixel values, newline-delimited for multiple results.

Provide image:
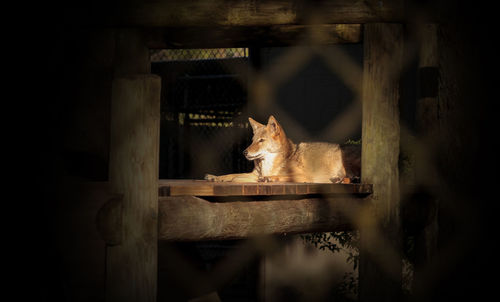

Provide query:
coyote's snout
left=205, top=116, right=360, bottom=183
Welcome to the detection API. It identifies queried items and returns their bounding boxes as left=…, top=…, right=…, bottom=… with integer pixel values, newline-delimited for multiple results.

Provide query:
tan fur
left=205, top=116, right=360, bottom=183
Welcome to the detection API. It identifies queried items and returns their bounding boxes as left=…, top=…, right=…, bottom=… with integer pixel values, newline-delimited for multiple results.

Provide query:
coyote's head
left=243, top=116, right=288, bottom=160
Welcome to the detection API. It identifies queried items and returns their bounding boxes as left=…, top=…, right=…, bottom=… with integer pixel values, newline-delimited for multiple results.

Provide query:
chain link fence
left=152, top=42, right=367, bottom=301
left=150, top=11, right=484, bottom=302
left=151, top=48, right=253, bottom=179
left=152, top=48, right=262, bottom=301
left=151, top=48, right=249, bottom=62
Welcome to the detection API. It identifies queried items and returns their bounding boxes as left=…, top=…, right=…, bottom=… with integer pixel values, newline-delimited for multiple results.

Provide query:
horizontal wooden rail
left=102, top=0, right=404, bottom=27
left=158, top=195, right=366, bottom=241
left=146, top=24, right=362, bottom=49
left=89, top=180, right=437, bottom=243
left=92, top=180, right=373, bottom=242
left=159, top=179, right=373, bottom=197
left=64, top=1, right=405, bottom=27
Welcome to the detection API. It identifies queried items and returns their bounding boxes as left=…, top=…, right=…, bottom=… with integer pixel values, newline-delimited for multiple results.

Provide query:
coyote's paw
left=258, top=176, right=280, bottom=182
left=330, top=177, right=351, bottom=184
left=330, top=177, right=343, bottom=184
left=258, top=176, right=270, bottom=182
left=204, top=174, right=218, bottom=182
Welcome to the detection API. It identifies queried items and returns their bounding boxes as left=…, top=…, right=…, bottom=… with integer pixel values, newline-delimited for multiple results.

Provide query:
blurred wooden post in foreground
left=106, top=74, right=161, bottom=302
left=359, top=23, right=403, bottom=302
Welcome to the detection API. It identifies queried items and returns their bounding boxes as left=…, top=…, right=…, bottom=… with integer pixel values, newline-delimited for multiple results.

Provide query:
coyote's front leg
left=205, top=170, right=259, bottom=182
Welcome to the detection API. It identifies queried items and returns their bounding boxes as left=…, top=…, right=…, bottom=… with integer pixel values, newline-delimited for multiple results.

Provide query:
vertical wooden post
left=106, top=75, right=161, bottom=302
left=416, top=23, right=439, bottom=182
left=412, top=23, right=439, bottom=297
left=359, top=23, right=403, bottom=302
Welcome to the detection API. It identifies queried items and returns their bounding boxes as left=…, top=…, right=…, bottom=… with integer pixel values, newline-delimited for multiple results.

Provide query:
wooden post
left=412, top=23, right=439, bottom=297
left=106, top=75, right=161, bottom=302
left=416, top=23, right=439, bottom=182
left=359, top=23, right=403, bottom=302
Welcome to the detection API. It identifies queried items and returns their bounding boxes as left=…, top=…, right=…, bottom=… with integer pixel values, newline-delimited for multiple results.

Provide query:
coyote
left=205, top=116, right=360, bottom=183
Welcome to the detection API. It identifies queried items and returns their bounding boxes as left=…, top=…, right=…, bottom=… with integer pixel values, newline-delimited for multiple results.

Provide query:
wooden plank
left=158, top=195, right=366, bottom=241
left=67, top=1, right=403, bottom=27
left=285, top=184, right=297, bottom=195
left=359, top=23, right=403, bottom=302
left=106, top=0, right=403, bottom=27
left=258, top=185, right=272, bottom=195
left=146, top=24, right=362, bottom=49
left=243, top=184, right=259, bottom=195
left=213, top=184, right=244, bottom=196
left=171, top=184, right=214, bottom=196
left=296, top=184, right=308, bottom=195
left=158, top=179, right=373, bottom=196
left=270, top=184, right=285, bottom=195
left=106, top=75, right=161, bottom=302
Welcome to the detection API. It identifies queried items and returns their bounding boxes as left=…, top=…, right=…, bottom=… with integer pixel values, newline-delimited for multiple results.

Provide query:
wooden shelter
left=98, top=0, right=407, bottom=297
left=33, top=0, right=493, bottom=301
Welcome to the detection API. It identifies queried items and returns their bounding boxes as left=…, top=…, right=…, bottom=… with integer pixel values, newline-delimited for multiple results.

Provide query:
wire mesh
left=152, top=48, right=253, bottom=179
left=151, top=48, right=249, bottom=62
left=153, top=43, right=368, bottom=301
left=150, top=9, right=483, bottom=302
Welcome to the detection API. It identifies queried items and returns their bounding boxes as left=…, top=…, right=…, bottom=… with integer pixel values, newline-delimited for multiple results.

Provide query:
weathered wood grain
left=68, top=1, right=404, bottom=27
left=146, top=24, right=362, bottom=49
left=158, top=179, right=373, bottom=196
left=158, top=195, right=366, bottom=241
left=110, top=0, right=403, bottom=27
left=359, top=23, right=403, bottom=302
left=106, top=75, right=161, bottom=302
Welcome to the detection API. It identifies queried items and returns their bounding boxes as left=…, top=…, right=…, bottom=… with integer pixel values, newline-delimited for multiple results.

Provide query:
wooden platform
left=158, top=179, right=373, bottom=197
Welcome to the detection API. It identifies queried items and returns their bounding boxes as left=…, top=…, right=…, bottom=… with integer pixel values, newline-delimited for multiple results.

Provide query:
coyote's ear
left=267, top=115, right=281, bottom=135
left=248, top=117, right=264, bottom=132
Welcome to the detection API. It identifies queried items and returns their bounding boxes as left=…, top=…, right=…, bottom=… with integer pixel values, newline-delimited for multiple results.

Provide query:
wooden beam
left=106, top=75, right=161, bottom=302
left=146, top=24, right=362, bottom=49
left=158, top=195, right=366, bottom=241
left=359, top=23, right=403, bottom=302
left=71, top=0, right=404, bottom=27
left=86, top=182, right=431, bottom=244
left=158, top=179, right=373, bottom=197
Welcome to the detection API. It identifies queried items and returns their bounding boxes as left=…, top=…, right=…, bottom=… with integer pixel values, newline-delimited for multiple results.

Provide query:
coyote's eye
left=258, top=139, right=265, bottom=143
